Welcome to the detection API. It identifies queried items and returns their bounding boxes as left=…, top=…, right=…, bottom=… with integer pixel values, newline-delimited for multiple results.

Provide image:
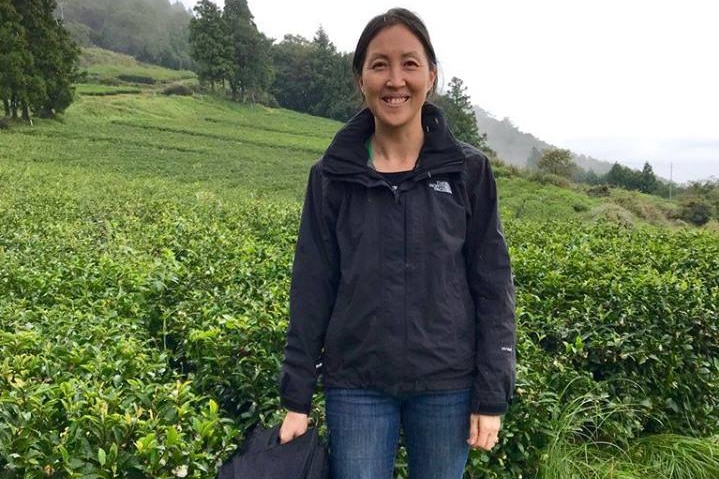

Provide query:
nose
left=386, top=65, right=406, bottom=87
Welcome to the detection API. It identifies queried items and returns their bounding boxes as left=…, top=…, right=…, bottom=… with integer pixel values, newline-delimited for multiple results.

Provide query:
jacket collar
left=321, top=103, right=466, bottom=180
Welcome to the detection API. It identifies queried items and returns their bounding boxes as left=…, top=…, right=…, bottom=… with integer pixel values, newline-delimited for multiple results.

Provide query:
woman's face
left=358, top=24, right=437, bottom=132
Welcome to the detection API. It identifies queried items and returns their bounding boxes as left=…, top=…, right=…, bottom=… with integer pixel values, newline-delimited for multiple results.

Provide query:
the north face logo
left=428, top=180, right=452, bottom=194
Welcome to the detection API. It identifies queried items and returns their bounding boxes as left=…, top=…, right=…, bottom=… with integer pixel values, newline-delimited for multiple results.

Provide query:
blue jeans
left=325, top=388, right=471, bottom=479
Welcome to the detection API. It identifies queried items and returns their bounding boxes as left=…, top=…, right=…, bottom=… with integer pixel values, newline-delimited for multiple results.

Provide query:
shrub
left=118, top=74, right=156, bottom=85
left=680, top=198, right=714, bottom=226
left=163, top=84, right=194, bottom=96
left=587, top=184, right=611, bottom=197
left=2, top=169, right=718, bottom=478
left=529, top=171, right=571, bottom=188
left=572, top=202, right=589, bottom=212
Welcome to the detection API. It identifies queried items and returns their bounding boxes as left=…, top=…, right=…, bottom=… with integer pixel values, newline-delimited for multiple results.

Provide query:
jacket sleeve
left=279, top=162, right=340, bottom=414
left=464, top=152, right=516, bottom=415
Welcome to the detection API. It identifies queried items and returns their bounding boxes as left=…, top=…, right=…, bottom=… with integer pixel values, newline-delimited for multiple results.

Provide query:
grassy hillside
left=79, top=47, right=196, bottom=87
left=1, top=46, right=683, bottom=226
left=2, top=90, right=681, bottom=225
left=1, top=93, right=338, bottom=202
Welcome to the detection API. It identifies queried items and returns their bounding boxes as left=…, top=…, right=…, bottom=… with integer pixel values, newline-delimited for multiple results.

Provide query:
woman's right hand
left=279, top=410, right=309, bottom=444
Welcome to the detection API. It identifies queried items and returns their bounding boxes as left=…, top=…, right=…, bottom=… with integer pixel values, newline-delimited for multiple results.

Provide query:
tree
left=269, top=29, right=358, bottom=121
left=189, top=0, right=233, bottom=90
left=639, top=162, right=658, bottom=194
left=223, top=0, right=273, bottom=102
left=526, top=146, right=541, bottom=169
left=537, top=148, right=576, bottom=178
left=270, top=34, right=313, bottom=112
left=0, top=0, right=31, bottom=118
left=434, top=77, right=492, bottom=154
left=306, top=27, right=357, bottom=120
left=605, top=162, right=642, bottom=191
left=1, top=0, right=79, bottom=121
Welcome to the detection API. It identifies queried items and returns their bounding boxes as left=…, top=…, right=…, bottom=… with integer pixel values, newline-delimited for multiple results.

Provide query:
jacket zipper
left=402, top=189, right=409, bottom=388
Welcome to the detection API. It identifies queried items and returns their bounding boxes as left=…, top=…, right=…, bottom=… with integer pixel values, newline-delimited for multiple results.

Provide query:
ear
left=428, top=68, right=437, bottom=95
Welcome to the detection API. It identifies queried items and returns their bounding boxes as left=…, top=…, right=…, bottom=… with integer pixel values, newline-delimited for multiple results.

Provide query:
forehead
left=365, top=24, right=427, bottom=59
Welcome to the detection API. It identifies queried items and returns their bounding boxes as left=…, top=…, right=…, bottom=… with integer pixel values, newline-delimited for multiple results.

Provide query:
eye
left=370, top=61, right=387, bottom=70
left=404, top=60, right=420, bottom=70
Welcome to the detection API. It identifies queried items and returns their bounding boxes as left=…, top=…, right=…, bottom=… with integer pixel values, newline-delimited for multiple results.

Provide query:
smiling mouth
left=382, top=95, right=410, bottom=105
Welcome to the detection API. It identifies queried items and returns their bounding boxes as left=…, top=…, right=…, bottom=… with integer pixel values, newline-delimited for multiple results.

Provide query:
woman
left=278, top=8, right=516, bottom=479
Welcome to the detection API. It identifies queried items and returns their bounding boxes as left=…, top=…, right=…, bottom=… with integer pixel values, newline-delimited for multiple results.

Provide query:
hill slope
left=1, top=46, right=682, bottom=226
left=1, top=89, right=682, bottom=225
left=475, top=106, right=614, bottom=175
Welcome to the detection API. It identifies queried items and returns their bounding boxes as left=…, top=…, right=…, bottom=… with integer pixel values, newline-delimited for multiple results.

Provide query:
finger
left=279, top=426, right=290, bottom=444
left=477, top=429, right=493, bottom=450
left=467, top=415, right=479, bottom=445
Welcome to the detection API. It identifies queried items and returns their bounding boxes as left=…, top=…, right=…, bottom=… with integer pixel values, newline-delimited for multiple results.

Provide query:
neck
left=371, top=116, right=424, bottom=172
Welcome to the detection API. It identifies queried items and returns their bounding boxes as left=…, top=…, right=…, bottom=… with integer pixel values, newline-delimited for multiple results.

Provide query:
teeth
left=384, top=96, right=408, bottom=104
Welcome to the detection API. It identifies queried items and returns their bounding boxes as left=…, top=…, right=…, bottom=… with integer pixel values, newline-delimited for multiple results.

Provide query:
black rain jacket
left=280, top=103, right=516, bottom=415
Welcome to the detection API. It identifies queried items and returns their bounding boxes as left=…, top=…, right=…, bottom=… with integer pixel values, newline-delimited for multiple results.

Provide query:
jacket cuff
left=470, top=400, right=508, bottom=416
left=280, top=396, right=312, bottom=415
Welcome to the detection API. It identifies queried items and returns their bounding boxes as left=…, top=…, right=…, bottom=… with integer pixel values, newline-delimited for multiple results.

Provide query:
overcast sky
left=180, top=0, right=718, bottom=183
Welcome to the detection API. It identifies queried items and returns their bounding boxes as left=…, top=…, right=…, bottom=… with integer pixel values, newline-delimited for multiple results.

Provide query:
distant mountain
left=474, top=106, right=613, bottom=175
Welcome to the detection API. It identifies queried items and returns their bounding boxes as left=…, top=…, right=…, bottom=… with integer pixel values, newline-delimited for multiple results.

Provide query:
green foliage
left=1, top=91, right=718, bottom=477
left=679, top=198, right=714, bottom=226
left=270, top=30, right=359, bottom=121
left=75, top=83, right=142, bottom=96
left=678, top=179, right=719, bottom=225
left=162, top=83, right=194, bottom=96
left=189, top=0, right=233, bottom=91
left=80, top=47, right=196, bottom=85
left=223, top=0, right=273, bottom=102
left=60, top=0, right=195, bottom=70
left=640, top=162, right=658, bottom=194
left=538, top=148, right=576, bottom=178
left=0, top=0, right=80, bottom=120
left=604, top=161, right=659, bottom=195
left=117, top=74, right=156, bottom=85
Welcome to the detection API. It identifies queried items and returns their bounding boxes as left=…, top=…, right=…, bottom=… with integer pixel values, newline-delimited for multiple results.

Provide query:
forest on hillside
left=58, top=0, right=194, bottom=70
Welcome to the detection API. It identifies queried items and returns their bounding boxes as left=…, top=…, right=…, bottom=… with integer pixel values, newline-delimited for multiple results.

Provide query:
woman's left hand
left=467, top=414, right=501, bottom=451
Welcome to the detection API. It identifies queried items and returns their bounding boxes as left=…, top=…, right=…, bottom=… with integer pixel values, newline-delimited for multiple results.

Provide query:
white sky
left=180, top=0, right=719, bottom=183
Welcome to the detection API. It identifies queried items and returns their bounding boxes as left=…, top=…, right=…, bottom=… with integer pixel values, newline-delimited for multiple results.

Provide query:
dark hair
left=352, top=8, right=438, bottom=94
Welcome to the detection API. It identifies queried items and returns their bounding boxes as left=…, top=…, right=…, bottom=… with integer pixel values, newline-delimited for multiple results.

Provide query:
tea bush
left=1, top=92, right=717, bottom=477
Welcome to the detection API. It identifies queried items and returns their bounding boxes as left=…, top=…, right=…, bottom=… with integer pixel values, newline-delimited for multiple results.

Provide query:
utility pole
left=669, top=162, right=673, bottom=200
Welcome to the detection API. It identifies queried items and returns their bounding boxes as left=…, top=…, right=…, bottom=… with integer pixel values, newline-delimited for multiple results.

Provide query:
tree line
left=0, top=0, right=79, bottom=121
left=528, top=147, right=662, bottom=194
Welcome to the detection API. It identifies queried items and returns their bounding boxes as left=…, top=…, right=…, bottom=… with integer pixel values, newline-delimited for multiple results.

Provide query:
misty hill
left=59, top=0, right=194, bottom=70
left=474, top=106, right=613, bottom=175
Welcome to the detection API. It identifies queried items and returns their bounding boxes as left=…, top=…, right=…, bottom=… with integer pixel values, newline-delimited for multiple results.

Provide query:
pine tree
left=189, top=0, right=233, bottom=90
left=526, top=146, right=542, bottom=169
left=0, top=0, right=32, bottom=118
left=2, top=0, right=79, bottom=120
left=435, top=77, right=492, bottom=154
left=223, top=0, right=272, bottom=102
left=639, top=162, right=658, bottom=194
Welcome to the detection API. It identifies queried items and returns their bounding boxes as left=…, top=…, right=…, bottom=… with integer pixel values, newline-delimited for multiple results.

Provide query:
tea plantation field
left=1, top=87, right=718, bottom=478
